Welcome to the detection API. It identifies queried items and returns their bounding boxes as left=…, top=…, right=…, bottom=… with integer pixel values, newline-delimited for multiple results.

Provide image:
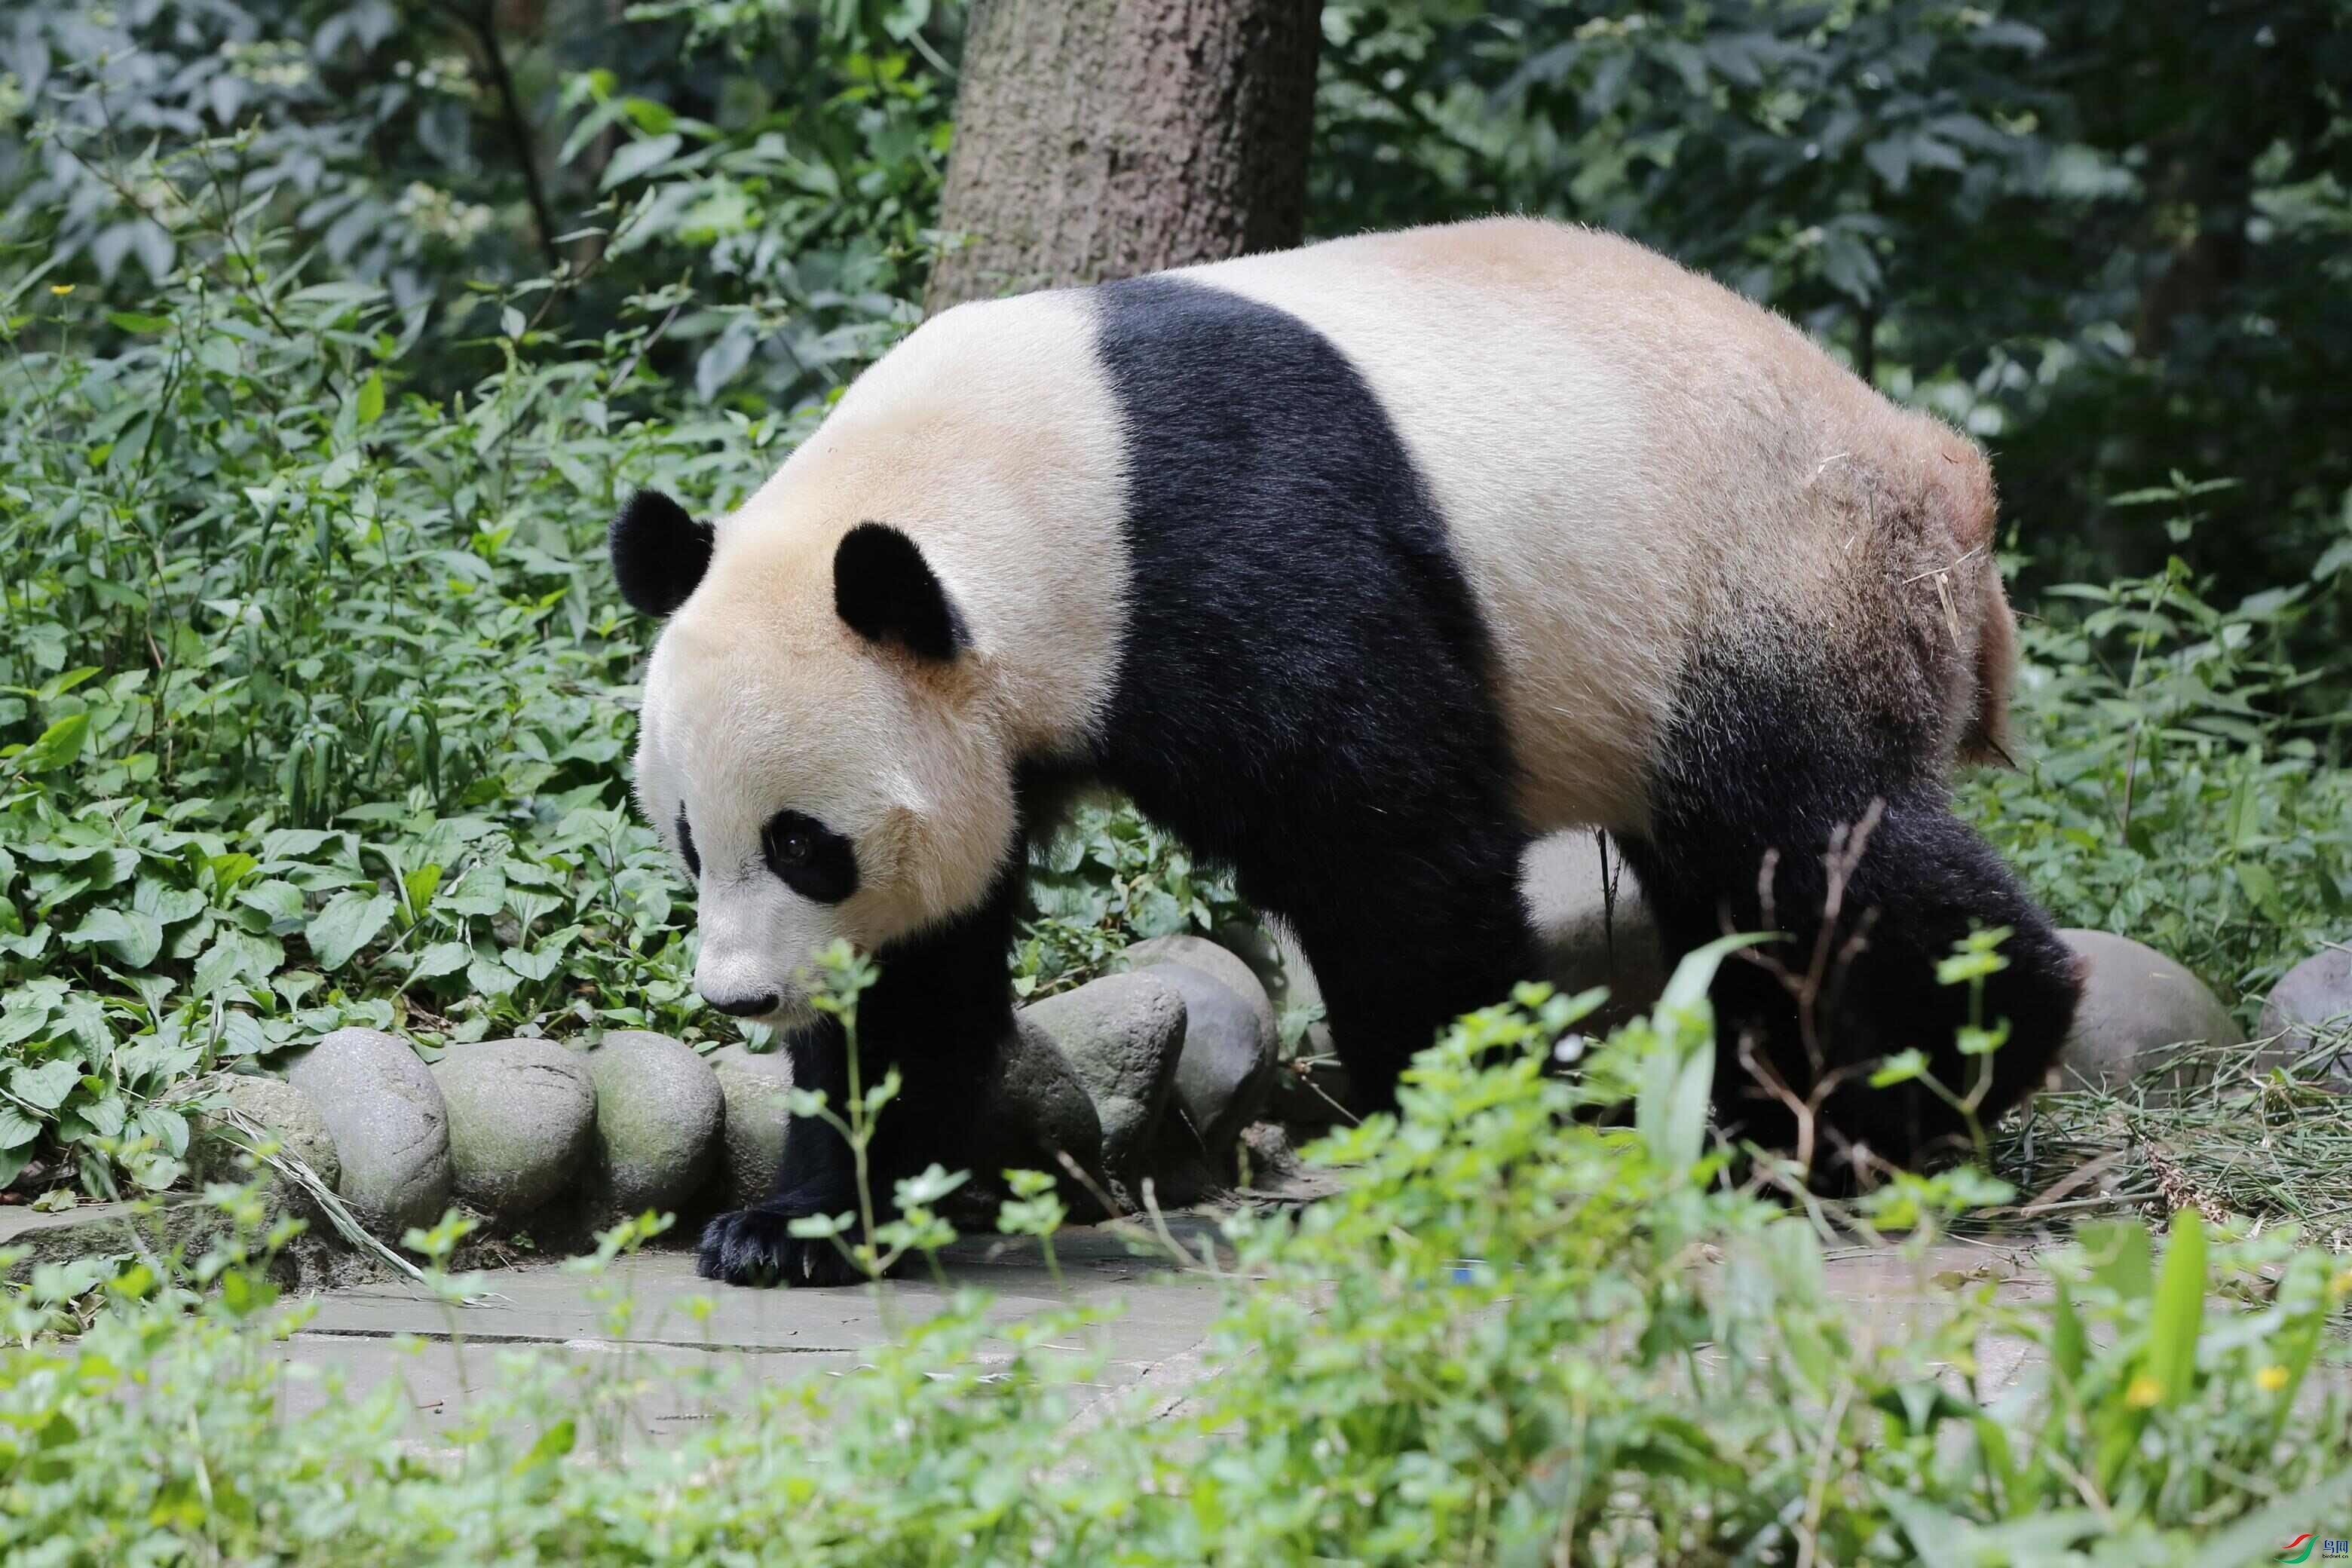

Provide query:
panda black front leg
left=696, top=856, right=1024, bottom=1288
left=697, top=1017, right=868, bottom=1288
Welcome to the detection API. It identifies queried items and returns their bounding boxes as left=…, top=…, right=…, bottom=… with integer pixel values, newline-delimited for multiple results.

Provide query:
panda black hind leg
left=1616, top=654, right=2082, bottom=1185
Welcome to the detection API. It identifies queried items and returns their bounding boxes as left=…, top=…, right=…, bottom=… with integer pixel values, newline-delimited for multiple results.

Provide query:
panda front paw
left=696, top=1207, right=868, bottom=1288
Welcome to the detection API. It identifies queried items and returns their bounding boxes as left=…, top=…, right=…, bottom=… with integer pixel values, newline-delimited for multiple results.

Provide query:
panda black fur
left=611, top=218, right=2082, bottom=1288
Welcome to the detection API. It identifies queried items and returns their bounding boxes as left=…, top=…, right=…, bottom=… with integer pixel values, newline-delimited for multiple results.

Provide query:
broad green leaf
left=467, top=954, right=519, bottom=997
left=14, top=713, right=90, bottom=773
left=192, top=929, right=285, bottom=998
left=11, top=1059, right=83, bottom=1112
left=63, top=907, right=164, bottom=969
left=237, top=880, right=311, bottom=933
left=307, top=891, right=396, bottom=971
left=77, top=1092, right=127, bottom=1139
left=601, top=133, right=682, bottom=191
left=410, top=942, right=471, bottom=980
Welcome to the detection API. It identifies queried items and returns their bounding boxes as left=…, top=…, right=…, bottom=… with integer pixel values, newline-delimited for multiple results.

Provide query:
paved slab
left=1823, top=1236, right=2056, bottom=1392
left=271, top=1219, right=1236, bottom=1441
left=262, top=1212, right=2071, bottom=1450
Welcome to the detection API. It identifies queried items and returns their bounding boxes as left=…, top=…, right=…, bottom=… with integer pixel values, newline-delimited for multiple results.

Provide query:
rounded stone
left=706, top=1042, right=796, bottom=1207
left=2055, top=929, right=2245, bottom=1094
left=1522, top=831, right=1666, bottom=1019
left=430, top=1038, right=596, bottom=1219
left=2258, top=946, right=2352, bottom=1080
left=283, top=1027, right=453, bottom=1239
left=583, top=1031, right=723, bottom=1217
left=1125, top=935, right=1279, bottom=1159
left=987, top=1018, right=1107, bottom=1185
left=180, top=1073, right=341, bottom=1194
left=1014, top=970, right=1187, bottom=1183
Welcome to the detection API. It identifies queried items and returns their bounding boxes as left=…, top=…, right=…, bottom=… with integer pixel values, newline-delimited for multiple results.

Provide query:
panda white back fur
left=614, top=217, right=2079, bottom=1288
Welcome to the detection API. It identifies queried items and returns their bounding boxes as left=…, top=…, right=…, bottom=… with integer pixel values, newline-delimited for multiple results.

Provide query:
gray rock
left=2258, top=946, right=2352, bottom=1080
left=2055, top=929, right=2245, bottom=1094
left=430, top=1039, right=596, bottom=1219
left=283, top=1027, right=453, bottom=1239
left=178, top=1073, right=341, bottom=1212
left=1522, top=831, right=1665, bottom=1020
left=986, top=1017, right=1107, bottom=1184
left=707, top=1043, right=796, bottom=1206
left=583, top=1031, right=723, bottom=1217
left=1125, top=935, right=1279, bottom=1160
left=1012, top=971, right=1186, bottom=1184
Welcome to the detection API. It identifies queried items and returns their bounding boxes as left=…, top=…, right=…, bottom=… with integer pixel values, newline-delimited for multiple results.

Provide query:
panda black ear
left=610, top=490, right=713, bottom=618
left=833, top=522, right=966, bottom=663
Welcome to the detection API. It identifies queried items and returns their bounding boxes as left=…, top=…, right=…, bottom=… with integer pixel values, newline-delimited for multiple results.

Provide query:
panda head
left=611, top=488, right=1016, bottom=1027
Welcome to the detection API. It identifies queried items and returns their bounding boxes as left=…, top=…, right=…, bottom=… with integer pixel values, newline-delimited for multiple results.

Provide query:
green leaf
left=1657, top=931, right=1778, bottom=1020
left=78, top=1092, right=127, bottom=1139
left=467, top=954, right=519, bottom=997
left=237, top=880, right=311, bottom=933
left=513, top=1417, right=577, bottom=1474
left=620, top=96, right=675, bottom=134
left=192, top=929, right=285, bottom=998
left=307, top=891, right=396, bottom=971
left=106, top=311, right=173, bottom=333
left=14, top=713, right=90, bottom=774
left=1870, top=1047, right=1929, bottom=1089
left=11, top=1059, right=83, bottom=1112
left=63, top=907, right=165, bottom=969
left=355, top=368, right=384, bottom=426
left=2049, top=1277, right=2086, bottom=1385
left=2234, top=859, right=2288, bottom=924
left=409, top=942, right=471, bottom=981
left=2145, top=1208, right=2206, bottom=1409
left=601, top=133, right=682, bottom=191
left=403, top=863, right=443, bottom=913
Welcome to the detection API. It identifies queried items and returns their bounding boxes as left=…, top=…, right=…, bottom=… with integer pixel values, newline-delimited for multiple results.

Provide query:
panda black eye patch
left=675, top=807, right=701, bottom=880
left=761, top=810, right=858, bottom=903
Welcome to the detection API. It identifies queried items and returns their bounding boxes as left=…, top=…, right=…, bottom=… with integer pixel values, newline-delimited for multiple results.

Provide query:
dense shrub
left=4, top=966, right=2347, bottom=1564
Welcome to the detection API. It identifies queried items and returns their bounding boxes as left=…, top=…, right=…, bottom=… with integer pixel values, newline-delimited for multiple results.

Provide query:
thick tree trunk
left=923, top=0, right=1321, bottom=314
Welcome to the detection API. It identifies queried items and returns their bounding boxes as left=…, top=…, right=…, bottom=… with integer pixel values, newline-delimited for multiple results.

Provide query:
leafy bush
left=1965, top=526, right=2352, bottom=1014
left=4, top=960, right=2347, bottom=1564
left=0, top=182, right=1234, bottom=1200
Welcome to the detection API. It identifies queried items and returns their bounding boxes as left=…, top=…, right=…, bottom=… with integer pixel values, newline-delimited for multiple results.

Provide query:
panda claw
left=696, top=1208, right=865, bottom=1288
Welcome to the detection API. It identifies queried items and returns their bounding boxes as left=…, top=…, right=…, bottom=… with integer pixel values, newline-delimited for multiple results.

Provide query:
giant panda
left=611, top=217, right=2081, bottom=1287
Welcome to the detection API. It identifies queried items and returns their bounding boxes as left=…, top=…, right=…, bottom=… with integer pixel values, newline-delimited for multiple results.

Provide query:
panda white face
left=620, top=499, right=1021, bottom=1028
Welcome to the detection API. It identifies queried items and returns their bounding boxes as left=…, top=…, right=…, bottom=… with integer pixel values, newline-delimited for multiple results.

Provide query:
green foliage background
left=0, top=0, right=2346, bottom=1209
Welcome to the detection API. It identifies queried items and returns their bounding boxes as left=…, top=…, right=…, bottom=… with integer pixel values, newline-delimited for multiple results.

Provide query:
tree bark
left=923, top=0, right=1321, bottom=314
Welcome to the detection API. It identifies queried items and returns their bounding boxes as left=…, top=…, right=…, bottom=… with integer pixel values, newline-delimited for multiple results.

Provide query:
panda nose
left=703, top=990, right=780, bottom=1018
